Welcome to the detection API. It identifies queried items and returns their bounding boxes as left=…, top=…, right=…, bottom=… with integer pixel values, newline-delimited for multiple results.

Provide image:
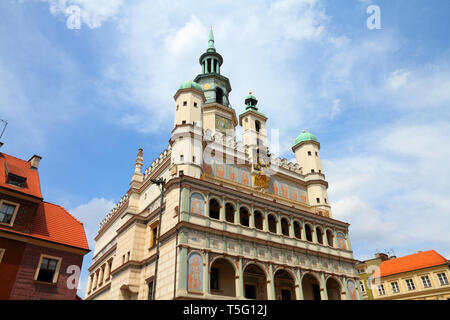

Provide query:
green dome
left=179, top=80, right=203, bottom=92
left=293, top=130, right=318, bottom=147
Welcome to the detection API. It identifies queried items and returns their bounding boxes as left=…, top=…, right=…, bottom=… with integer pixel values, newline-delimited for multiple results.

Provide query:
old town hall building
left=85, top=29, right=361, bottom=300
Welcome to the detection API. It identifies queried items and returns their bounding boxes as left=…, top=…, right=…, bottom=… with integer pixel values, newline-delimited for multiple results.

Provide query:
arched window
left=293, top=221, right=301, bottom=239
left=268, top=214, right=277, bottom=233
left=209, top=198, right=220, bottom=220
left=225, top=203, right=235, bottom=223
left=316, top=227, right=324, bottom=245
left=305, top=224, right=313, bottom=242
left=326, top=230, right=334, bottom=247
left=255, top=120, right=261, bottom=133
left=254, top=211, right=263, bottom=230
left=281, top=218, right=290, bottom=236
left=240, top=207, right=249, bottom=227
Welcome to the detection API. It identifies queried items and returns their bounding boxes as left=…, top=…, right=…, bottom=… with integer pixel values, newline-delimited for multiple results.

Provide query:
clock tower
left=194, top=28, right=238, bottom=136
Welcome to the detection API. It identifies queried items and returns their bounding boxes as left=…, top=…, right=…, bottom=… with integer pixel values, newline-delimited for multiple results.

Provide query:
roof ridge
left=0, top=152, right=32, bottom=168
left=42, top=201, right=84, bottom=226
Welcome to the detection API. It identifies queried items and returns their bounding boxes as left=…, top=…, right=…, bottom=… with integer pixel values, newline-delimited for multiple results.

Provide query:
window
left=182, top=120, right=186, bottom=124
left=0, top=248, right=5, bottom=263
left=324, top=198, right=327, bottom=203
left=176, top=105, right=179, bottom=110
left=406, top=279, right=415, bottom=291
left=315, top=151, right=318, bottom=156
left=192, top=156, right=196, bottom=163
left=210, top=268, right=219, bottom=290
left=180, top=155, right=184, bottom=161
left=194, top=102, right=198, bottom=107
left=122, top=255, right=125, bottom=264
left=183, top=101, right=187, bottom=106
left=308, top=151, right=312, bottom=156
left=391, top=281, right=400, bottom=293
left=359, top=280, right=365, bottom=293
left=35, top=255, right=61, bottom=283
left=0, top=201, right=19, bottom=226
left=311, top=169, right=315, bottom=173
left=127, top=251, right=130, bottom=261
left=150, top=223, right=158, bottom=249
left=421, top=275, right=432, bottom=288
left=377, top=284, right=385, bottom=296
left=316, top=198, right=320, bottom=204
left=437, top=273, right=449, bottom=286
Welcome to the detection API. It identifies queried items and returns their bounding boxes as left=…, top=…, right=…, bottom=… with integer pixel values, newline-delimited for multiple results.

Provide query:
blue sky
left=1, top=0, right=449, bottom=298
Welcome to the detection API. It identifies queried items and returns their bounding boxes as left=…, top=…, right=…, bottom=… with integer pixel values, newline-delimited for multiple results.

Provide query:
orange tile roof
left=0, top=202, right=89, bottom=251
left=0, top=153, right=42, bottom=199
left=373, top=250, right=448, bottom=278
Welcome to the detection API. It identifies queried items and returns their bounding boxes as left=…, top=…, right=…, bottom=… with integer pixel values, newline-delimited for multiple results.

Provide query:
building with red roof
left=368, top=250, right=450, bottom=300
left=0, top=149, right=89, bottom=300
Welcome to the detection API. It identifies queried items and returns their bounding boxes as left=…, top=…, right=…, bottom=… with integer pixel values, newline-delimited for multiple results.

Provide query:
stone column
left=98, top=266, right=104, bottom=285
left=320, top=272, right=328, bottom=300
left=263, top=210, right=269, bottom=232
left=296, top=269, right=304, bottom=300
left=237, top=258, right=244, bottom=298
left=220, top=198, right=225, bottom=221
left=249, top=206, right=255, bottom=229
left=87, top=274, right=93, bottom=293
left=289, top=217, right=294, bottom=238
left=312, top=223, right=318, bottom=243
left=235, top=202, right=240, bottom=225
left=346, top=232, right=353, bottom=251
left=301, top=220, right=306, bottom=240
left=204, top=252, right=210, bottom=295
left=204, top=194, right=210, bottom=218
left=276, top=214, right=281, bottom=235
left=93, top=270, right=98, bottom=289
left=104, top=261, right=110, bottom=281
left=268, top=264, right=275, bottom=300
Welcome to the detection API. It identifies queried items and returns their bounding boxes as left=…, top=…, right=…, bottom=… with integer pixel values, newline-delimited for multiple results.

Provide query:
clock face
left=203, top=83, right=211, bottom=90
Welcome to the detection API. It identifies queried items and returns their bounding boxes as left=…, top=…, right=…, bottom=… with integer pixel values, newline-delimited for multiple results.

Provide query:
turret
left=292, top=131, right=330, bottom=212
left=239, top=92, right=268, bottom=163
left=194, top=28, right=237, bottom=135
left=170, top=80, right=205, bottom=179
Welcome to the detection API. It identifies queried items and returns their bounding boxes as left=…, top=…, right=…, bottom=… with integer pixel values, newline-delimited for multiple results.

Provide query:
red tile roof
left=373, top=250, right=448, bottom=278
left=0, top=152, right=88, bottom=251
left=0, top=153, right=42, bottom=199
left=0, top=202, right=89, bottom=251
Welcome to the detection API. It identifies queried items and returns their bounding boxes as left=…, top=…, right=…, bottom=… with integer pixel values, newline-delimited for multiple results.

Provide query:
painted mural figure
left=190, top=193, right=205, bottom=215
left=188, top=254, right=203, bottom=292
left=337, top=232, right=347, bottom=250
left=347, top=280, right=357, bottom=300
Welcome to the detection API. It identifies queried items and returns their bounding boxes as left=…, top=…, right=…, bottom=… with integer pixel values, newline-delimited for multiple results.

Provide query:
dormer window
left=5, top=163, right=27, bottom=188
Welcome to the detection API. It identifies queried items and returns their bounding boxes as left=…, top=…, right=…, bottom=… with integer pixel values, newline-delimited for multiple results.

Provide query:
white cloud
left=42, top=0, right=124, bottom=28
left=325, top=122, right=450, bottom=258
left=69, top=197, right=115, bottom=249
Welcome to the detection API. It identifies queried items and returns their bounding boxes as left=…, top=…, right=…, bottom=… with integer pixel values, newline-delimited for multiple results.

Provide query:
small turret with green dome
left=178, top=80, right=203, bottom=92
left=293, top=130, right=318, bottom=148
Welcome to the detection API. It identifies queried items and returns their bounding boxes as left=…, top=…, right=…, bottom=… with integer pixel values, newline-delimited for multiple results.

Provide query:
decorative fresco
left=203, top=162, right=252, bottom=187
left=347, top=280, right=358, bottom=300
left=336, top=232, right=347, bottom=250
left=269, top=179, right=307, bottom=204
left=187, top=253, right=203, bottom=292
left=215, top=114, right=233, bottom=133
left=189, top=192, right=205, bottom=216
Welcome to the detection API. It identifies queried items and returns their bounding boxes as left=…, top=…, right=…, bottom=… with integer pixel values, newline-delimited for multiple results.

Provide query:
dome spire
left=207, top=26, right=216, bottom=52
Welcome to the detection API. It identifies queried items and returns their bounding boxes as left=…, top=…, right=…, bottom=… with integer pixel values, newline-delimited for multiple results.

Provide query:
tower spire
left=207, top=26, right=216, bottom=52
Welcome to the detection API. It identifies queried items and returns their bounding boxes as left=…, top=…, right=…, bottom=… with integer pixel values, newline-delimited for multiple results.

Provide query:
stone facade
left=85, top=30, right=360, bottom=300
